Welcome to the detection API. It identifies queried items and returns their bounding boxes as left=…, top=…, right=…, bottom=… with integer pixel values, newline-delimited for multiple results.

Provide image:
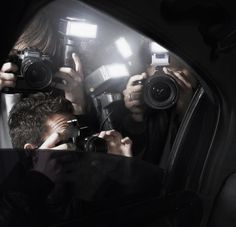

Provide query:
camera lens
left=78, top=136, right=107, bottom=153
left=21, top=57, right=53, bottom=90
left=143, top=74, right=179, bottom=110
left=150, top=82, right=172, bottom=102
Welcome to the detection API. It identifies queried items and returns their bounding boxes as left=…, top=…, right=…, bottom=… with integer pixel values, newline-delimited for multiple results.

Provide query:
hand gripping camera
left=141, top=42, right=179, bottom=110
left=5, top=48, right=55, bottom=93
left=67, top=119, right=108, bottom=153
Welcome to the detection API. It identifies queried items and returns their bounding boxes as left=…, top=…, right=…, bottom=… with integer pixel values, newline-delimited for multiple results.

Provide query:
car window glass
left=0, top=0, right=202, bottom=167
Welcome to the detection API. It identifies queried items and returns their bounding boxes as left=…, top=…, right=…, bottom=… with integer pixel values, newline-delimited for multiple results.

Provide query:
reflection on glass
left=0, top=0, right=208, bottom=226
left=0, top=0, right=200, bottom=167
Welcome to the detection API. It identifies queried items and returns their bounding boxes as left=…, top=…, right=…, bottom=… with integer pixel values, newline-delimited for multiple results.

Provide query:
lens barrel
left=21, top=57, right=53, bottom=90
left=143, top=72, right=179, bottom=110
left=77, top=136, right=108, bottom=153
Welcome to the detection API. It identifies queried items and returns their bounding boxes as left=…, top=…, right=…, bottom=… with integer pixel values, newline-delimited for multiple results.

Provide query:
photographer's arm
left=123, top=73, right=147, bottom=122
left=0, top=62, right=21, bottom=148
left=163, top=67, right=197, bottom=121
left=54, top=53, right=86, bottom=115
left=0, top=62, right=18, bottom=90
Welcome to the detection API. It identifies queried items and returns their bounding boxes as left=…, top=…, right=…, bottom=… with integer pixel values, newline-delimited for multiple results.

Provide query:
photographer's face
left=23, top=113, right=76, bottom=150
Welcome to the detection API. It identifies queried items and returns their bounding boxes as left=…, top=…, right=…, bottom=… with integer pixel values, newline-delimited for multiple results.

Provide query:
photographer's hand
left=98, top=130, right=132, bottom=157
left=55, top=53, right=85, bottom=115
left=0, top=62, right=18, bottom=90
left=163, top=67, right=197, bottom=120
left=39, top=132, right=76, bottom=151
left=123, top=73, right=147, bottom=122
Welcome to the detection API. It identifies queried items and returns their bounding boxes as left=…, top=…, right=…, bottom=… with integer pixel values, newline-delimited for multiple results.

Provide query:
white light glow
left=115, top=37, right=133, bottom=59
left=151, top=54, right=169, bottom=66
left=66, top=21, right=97, bottom=38
left=150, top=42, right=168, bottom=53
left=106, top=64, right=129, bottom=78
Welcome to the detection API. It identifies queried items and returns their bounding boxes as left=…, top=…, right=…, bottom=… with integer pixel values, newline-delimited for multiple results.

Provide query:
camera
left=141, top=42, right=179, bottom=110
left=5, top=48, right=55, bottom=93
left=76, top=135, right=108, bottom=153
left=84, top=63, right=129, bottom=130
left=58, top=17, right=97, bottom=70
left=142, top=70, right=179, bottom=110
left=66, top=119, right=108, bottom=153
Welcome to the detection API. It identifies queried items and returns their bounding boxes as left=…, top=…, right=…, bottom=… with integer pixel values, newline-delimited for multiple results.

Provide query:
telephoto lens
left=143, top=70, right=179, bottom=110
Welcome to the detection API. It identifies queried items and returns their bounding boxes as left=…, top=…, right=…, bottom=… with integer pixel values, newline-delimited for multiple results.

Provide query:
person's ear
left=24, top=143, right=36, bottom=149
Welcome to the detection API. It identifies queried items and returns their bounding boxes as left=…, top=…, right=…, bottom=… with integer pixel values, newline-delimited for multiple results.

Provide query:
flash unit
left=59, top=17, right=97, bottom=38
left=150, top=42, right=169, bottom=67
left=58, top=17, right=98, bottom=67
left=84, top=63, right=129, bottom=95
left=115, top=37, right=133, bottom=59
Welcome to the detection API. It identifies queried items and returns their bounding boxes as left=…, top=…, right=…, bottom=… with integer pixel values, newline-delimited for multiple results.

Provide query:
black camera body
left=66, top=119, right=108, bottom=153
left=140, top=42, right=179, bottom=110
left=142, top=69, right=179, bottom=110
left=5, top=48, right=55, bottom=93
left=76, top=135, right=108, bottom=153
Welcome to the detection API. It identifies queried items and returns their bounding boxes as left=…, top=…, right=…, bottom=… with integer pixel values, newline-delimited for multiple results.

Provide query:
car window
left=0, top=0, right=221, bottom=226
left=0, top=0, right=218, bottom=192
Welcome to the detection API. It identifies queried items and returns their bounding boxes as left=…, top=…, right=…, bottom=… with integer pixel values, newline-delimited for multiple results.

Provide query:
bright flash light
left=150, top=42, right=168, bottom=53
left=106, top=63, right=129, bottom=78
left=84, top=63, right=130, bottom=94
left=115, top=37, right=133, bottom=59
left=66, top=20, right=97, bottom=38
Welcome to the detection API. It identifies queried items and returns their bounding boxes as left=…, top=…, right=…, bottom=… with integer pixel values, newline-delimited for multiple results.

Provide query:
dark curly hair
left=8, top=92, right=74, bottom=148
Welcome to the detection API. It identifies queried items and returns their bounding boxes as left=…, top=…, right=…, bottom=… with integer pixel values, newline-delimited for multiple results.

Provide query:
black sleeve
left=0, top=163, right=54, bottom=227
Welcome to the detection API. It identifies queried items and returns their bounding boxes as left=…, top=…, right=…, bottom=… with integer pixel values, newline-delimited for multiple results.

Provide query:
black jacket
left=0, top=152, right=165, bottom=227
left=0, top=162, right=54, bottom=227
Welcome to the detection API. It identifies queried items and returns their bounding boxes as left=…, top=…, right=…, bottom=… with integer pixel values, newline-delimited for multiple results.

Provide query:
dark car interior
left=1, top=0, right=236, bottom=226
